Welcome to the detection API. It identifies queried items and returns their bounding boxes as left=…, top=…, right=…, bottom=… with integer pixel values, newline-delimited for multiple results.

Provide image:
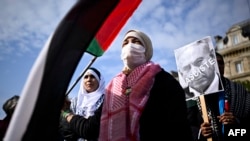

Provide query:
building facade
left=215, top=19, right=250, bottom=82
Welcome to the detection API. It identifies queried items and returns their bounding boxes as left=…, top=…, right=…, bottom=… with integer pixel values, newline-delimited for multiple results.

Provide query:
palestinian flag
left=86, top=0, right=142, bottom=57
left=4, top=0, right=141, bottom=141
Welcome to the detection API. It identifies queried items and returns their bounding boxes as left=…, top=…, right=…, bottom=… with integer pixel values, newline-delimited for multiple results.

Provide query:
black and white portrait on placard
left=174, top=36, right=224, bottom=101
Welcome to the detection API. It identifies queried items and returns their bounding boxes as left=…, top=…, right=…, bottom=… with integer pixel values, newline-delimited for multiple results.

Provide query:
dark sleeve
left=58, top=116, right=79, bottom=141
left=139, top=69, right=193, bottom=141
left=68, top=104, right=103, bottom=140
left=186, top=100, right=203, bottom=141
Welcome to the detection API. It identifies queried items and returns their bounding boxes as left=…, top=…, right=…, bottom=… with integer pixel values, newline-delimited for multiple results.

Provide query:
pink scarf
left=99, top=61, right=161, bottom=141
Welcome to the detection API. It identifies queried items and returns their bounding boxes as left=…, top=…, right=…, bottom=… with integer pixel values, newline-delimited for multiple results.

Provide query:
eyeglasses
left=84, top=75, right=95, bottom=79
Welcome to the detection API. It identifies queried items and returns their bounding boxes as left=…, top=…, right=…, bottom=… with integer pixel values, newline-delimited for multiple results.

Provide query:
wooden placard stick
left=199, top=95, right=213, bottom=141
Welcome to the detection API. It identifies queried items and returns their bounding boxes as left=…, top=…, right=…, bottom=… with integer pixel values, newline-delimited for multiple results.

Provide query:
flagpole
left=65, top=56, right=98, bottom=96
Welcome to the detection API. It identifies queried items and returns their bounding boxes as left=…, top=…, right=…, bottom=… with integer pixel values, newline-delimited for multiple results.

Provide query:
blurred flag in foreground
left=4, top=0, right=141, bottom=140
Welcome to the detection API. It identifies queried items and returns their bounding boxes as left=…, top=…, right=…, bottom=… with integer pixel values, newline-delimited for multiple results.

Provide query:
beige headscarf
left=122, top=29, right=153, bottom=73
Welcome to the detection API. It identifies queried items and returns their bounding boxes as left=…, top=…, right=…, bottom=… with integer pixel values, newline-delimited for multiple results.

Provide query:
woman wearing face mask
left=98, top=29, right=193, bottom=141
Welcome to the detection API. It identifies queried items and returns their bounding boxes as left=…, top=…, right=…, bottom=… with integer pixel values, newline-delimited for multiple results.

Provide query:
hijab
left=122, top=30, right=153, bottom=74
left=75, top=68, right=105, bottom=118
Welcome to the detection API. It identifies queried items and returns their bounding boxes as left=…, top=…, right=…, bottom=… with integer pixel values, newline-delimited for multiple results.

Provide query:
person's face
left=83, top=72, right=99, bottom=93
left=178, top=42, right=216, bottom=92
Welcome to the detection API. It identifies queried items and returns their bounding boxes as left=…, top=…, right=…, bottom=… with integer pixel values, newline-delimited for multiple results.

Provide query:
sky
left=0, top=0, right=250, bottom=118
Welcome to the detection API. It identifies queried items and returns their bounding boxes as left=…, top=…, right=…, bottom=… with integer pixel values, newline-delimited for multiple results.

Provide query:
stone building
left=215, top=18, right=250, bottom=82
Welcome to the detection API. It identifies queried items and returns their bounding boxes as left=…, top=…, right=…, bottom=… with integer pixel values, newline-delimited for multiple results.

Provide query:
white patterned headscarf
left=75, top=68, right=105, bottom=118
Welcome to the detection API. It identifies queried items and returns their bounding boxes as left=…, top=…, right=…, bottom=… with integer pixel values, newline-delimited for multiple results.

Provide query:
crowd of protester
left=1, top=29, right=249, bottom=141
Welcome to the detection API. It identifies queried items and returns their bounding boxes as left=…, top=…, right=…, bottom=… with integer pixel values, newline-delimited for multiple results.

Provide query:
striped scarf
left=225, top=78, right=250, bottom=118
left=99, top=61, right=161, bottom=141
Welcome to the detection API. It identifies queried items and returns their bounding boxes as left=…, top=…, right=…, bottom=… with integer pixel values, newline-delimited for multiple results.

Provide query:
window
left=217, top=41, right=223, bottom=50
left=232, top=34, right=239, bottom=45
left=235, top=61, right=243, bottom=73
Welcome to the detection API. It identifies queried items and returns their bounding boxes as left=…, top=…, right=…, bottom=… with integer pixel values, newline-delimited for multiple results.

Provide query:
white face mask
left=121, top=43, right=146, bottom=69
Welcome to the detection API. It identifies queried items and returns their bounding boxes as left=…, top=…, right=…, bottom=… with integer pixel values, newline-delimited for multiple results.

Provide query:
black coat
left=59, top=104, right=102, bottom=141
left=139, top=69, right=193, bottom=141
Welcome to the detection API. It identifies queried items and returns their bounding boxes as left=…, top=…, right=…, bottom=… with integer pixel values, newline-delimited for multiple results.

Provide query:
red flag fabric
left=87, top=0, right=142, bottom=56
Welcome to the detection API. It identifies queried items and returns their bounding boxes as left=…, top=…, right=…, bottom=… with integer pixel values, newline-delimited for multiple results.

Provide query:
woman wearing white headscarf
left=59, top=67, right=105, bottom=141
left=71, top=67, right=105, bottom=119
left=98, top=29, right=193, bottom=141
